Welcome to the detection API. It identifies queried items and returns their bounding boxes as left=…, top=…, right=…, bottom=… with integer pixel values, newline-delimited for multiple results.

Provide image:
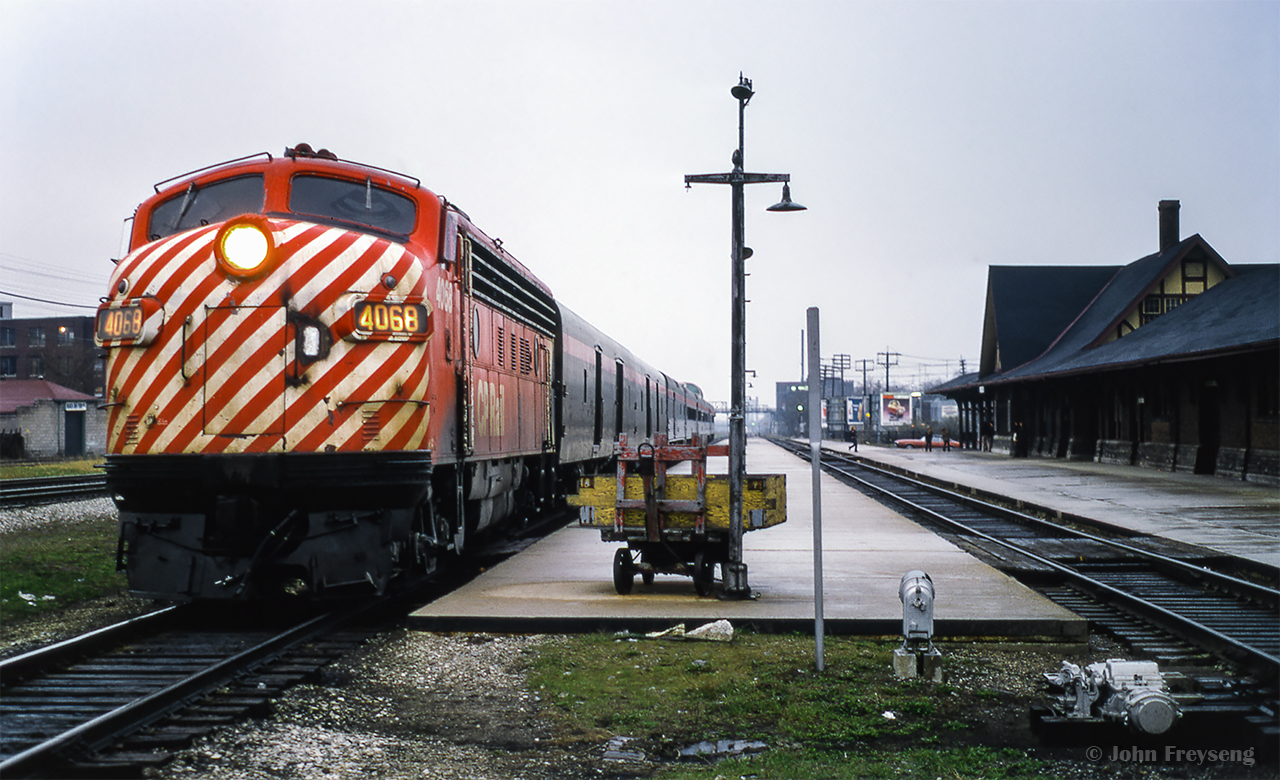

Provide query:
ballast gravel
left=0, top=496, right=116, bottom=534
left=158, top=631, right=603, bottom=780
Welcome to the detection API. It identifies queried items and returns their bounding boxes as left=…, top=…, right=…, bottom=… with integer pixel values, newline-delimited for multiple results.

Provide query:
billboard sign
left=880, top=393, right=912, bottom=427
left=846, top=397, right=863, bottom=428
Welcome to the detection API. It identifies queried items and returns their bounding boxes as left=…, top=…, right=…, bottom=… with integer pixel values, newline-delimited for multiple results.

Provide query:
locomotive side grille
left=123, top=414, right=140, bottom=445
left=497, top=327, right=505, bottom=368
left=361, top=408, right=381, bottom=444
left=468, top=242, right=555, bottom=337
left=521, top=337, right=532, bottom=375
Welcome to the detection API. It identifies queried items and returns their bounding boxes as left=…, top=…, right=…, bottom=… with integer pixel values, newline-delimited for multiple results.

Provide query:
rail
left=0, top=603, right=375, bottom=777
left=0, top=474, right=109, bottom=506
left=770, top=438, right=1280, bottom=680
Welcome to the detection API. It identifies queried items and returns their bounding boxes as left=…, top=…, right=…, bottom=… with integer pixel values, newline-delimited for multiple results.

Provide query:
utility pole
left=877, top=349, right=900, bottom=394
left=831, top=353, right=850, bottom=398
left=854, top=358, right=873, bottom=396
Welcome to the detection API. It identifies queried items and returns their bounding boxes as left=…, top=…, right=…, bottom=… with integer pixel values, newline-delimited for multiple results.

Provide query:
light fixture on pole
left=767, top=183, right=806, bottom=213
left=684, top=73, right=806, bottom=599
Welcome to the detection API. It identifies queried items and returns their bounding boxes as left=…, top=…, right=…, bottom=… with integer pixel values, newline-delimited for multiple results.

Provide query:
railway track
left=0, top=475, right=108, bottom=507
left=0, top=600, right=393, bottom=778
left=771, top=439, right=1280, bottom=676
left=0, top=499, right=573, bottom=778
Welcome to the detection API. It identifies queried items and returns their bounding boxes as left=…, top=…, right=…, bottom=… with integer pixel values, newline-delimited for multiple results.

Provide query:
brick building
left=0, top=308, right=104, bottom=397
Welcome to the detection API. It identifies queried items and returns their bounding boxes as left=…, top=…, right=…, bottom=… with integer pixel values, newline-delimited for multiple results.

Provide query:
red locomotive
left=96, top=145, right=713, bottom=600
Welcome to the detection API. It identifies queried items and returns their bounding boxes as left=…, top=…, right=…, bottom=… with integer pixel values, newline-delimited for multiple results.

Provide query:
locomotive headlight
left=214, top=216, right=275, bottom=277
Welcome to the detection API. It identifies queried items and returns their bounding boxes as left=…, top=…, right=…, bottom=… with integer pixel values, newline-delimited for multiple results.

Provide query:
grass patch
left=662, top=745, right=1043, bottom=779
left=529, top=633, right=1047, bottom=779
left=0, top=515, right=126, bottom=624
left=0, top=458, right=104, bottom=479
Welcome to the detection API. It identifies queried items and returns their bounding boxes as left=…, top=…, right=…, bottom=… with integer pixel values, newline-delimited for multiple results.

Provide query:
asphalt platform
left=409, top=438, right=1086, bottom=639
left=833, top=439, right=1280, bottom=571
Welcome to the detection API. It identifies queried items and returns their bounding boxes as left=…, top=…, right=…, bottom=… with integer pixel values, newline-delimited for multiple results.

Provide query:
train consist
left=96, top=145, right=713, bottom=601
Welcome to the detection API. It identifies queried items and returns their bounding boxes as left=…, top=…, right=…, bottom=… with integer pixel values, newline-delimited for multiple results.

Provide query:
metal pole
left=806, top=307, right=824, bottom=672
left=684, top=74, right=801, bottom=599
left=724, top=90, right=750, bottom=599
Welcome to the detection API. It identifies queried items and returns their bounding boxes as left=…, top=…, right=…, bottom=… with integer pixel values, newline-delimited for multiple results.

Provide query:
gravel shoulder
left=160, top=630, right=602, bottom=780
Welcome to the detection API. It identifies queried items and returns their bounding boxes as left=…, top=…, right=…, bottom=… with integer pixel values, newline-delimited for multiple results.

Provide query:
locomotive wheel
left=613, top=547, right=634, bottom=595
left=692, top=551, right=715, bottom=597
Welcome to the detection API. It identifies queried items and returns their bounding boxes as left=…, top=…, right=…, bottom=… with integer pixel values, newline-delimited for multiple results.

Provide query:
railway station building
left=932, top=201, right=1279, bottom=486
left=0, top=379, right=107, bottom=459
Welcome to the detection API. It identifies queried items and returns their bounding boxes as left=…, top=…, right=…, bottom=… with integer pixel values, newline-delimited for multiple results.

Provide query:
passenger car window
left=289, top=175, right=416, bottom=236
left=148, top=175, right=265, bottom=240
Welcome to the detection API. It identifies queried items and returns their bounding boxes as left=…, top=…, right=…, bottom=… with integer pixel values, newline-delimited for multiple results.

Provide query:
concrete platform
left=409, top=438, right=1085, bottom=639
left=832, top=441, right=1280, bottom=570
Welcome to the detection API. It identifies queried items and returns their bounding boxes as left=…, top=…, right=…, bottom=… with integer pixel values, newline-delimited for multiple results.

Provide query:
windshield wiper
left=172, top=182, right=196, bottom=230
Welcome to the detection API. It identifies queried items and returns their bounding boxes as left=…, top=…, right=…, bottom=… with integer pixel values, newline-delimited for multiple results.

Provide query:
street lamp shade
left=766, top=182, right=807, bottom=212
left=731, top=74, right=754, bottom=102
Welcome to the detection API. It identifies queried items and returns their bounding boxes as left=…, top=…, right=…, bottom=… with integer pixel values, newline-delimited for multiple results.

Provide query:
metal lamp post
left=685, top=74, right=805, bottom=599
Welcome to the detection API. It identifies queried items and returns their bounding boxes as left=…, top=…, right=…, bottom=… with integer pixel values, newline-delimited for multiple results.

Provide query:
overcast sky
left=3, top=0, right=1276, bottom=405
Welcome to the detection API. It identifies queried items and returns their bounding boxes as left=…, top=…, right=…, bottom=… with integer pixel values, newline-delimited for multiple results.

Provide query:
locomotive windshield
left=147, top=175, right=265, bottom=241
left=288, top=175, right=416, bottom=237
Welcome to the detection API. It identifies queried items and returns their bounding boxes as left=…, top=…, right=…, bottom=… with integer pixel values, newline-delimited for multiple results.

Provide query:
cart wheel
left=613, top=548, right=634, bottom=595
left=641, top=569, right=655, bottom=586
left=692, top=551, right=715, bottom=597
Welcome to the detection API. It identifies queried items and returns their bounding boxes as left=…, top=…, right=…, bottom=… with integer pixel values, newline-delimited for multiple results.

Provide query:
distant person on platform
left=924, top=424, right=933, bottom=452
left=941, top=426, right=951, bottom=452
left=981, top=420, right=994, bottom=452
left=848, top=426, right=858, bottom=452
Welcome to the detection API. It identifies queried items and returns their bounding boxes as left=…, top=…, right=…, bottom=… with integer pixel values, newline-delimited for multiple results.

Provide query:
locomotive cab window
left=289, top=175, right=416, bottom=237
left=148, top=175, right=264, bottom=241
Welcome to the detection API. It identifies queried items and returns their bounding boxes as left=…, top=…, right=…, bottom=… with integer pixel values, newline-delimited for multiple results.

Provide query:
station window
left=1183, top=260, right=1206, bottom=295
left=28, top=326, right=45, bottom=347
left=29, top=356, right=43, bottom=377
left=0, top=356, right=15, bottom=377
left=0, top=327, right=13, bottom=347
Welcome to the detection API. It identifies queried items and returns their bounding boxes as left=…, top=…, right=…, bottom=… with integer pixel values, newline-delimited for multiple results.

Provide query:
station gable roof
left=0, top=379, right=96, bottom=415
left=999, top=262, right=1277, bottom=381
left=938, top=234, right=1275, bottom=394
left=979, top=265, right=1118, bottom=375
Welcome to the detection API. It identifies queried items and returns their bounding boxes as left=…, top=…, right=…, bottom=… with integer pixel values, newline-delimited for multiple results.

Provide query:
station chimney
left=1159, top=200, right=1180, bottom=251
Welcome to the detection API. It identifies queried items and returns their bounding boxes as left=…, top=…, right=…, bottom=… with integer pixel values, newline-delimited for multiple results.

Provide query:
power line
left=0, top=290, right=100, bottom=310
left=0, top=262, right=105, bottom=287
